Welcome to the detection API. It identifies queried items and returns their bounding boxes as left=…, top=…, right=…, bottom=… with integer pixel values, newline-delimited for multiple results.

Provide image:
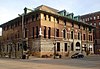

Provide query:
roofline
left=81, top=11, right=100, bottom=17
left=0, top=9, right=95, bottom=28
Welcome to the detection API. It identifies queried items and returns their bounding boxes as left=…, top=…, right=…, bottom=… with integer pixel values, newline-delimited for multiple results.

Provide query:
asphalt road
left=0, top=55, right=100, bottom=69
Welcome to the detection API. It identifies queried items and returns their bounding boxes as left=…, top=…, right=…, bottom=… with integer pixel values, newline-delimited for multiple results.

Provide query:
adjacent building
left=0, top=5, right=94, bottom=58
left=80, top=12, right=100, bottom=54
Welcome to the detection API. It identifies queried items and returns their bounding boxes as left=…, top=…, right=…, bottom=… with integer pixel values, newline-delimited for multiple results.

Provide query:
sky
left=0, top=0, right=100, bottom=24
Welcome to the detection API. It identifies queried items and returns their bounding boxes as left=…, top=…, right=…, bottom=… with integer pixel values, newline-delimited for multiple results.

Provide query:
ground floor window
left=57, top=42, right=60, bottom=51
left=64, top=43, right=67, bottom=51
left=71, top=42, right=74, bottom=51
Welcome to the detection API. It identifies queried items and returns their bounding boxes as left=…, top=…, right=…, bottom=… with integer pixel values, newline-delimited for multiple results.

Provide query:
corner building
left=0, top=5, right=94, bottom=58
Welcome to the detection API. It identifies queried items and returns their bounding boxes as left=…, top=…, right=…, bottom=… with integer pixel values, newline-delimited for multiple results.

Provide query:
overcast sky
left=0, top=0, right=100, bottom=24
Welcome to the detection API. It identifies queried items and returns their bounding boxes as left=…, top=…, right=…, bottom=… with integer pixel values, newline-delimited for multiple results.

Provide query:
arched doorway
left=76, top=42, right=80, bottom=51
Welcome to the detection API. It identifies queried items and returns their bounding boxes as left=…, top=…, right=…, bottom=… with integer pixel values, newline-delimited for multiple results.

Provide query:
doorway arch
left=76, top=42, right=80, bottom=51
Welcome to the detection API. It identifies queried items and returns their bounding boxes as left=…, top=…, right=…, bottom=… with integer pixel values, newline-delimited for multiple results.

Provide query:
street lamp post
left=53, top=18, right=56, bottom=59
left=53, top=41, right=56, bottom=59
left=19, top=7, right=33, bottom=59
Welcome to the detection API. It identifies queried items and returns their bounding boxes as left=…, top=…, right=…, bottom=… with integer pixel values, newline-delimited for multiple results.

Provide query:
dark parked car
left=71, top=53, right=84, bottom=59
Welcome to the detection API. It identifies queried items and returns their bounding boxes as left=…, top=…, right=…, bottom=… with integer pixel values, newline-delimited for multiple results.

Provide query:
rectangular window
left=25, top=28, right=27, bottom=38
left=83, top=26, right=86, bottom=30
left=71, top=42, right=74, bottom=51
left=63, top=29, right=66, bottom=38
left=94, top=16, right=96, bottom=20
left=48, top=15, right=51, bottom=21
left=44, top=26, right=46, bottom=38
left=94, top=23, right=96, bottom=26
left=36, top=14, right=38, bottom=20
left=78, top=33, right=80, bottom=40
left=26, top=18, right=28, bottom=24
left=65, top=43, right=67, bottom=51
left=32, top=15, right=34, bottom=21
left=57, top=42, right=60, bottom=51
left=56, top=18, right=59, bottom=24
left=56, top=29, right=59, bottom=37
left=7, top=45, right=8, bottom=52
left=78, top=24, right=80, bottom=29
left=90, top=23, right=92, bottom=25
left=32, top=27, right=34, bottom=39
left=44, top=14, right=46, bottom=20
left=91, top=35, right=92, bottom=41
left=97, top=16, right=100, bottom=19
left=99, top=22, right=100, bottom=25
left=18, top=32, right=20, bottom=38
left=18, top=43, right=20, bottom=51
left=72, top=23, right=74, bottom=27
left=89, top=35, right=90, bottom=41
left=48, top=27, right=51, bottom=39
left=64, top=20, right=66, bottom=25
left=83, top=34, right=86, bottom=40
left=36, top=26, right=39, bottom=38
left=71, top=31, right=73, bottom=39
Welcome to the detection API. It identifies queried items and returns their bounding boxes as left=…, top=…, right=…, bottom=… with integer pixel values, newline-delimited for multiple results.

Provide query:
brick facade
left=0, top=5, right=94, bottom=58
left=80, top=11, right=100, bottom=54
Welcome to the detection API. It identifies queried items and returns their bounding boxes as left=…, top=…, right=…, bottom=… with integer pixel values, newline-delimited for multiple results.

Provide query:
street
left=0, top=55, right=100, bottom=69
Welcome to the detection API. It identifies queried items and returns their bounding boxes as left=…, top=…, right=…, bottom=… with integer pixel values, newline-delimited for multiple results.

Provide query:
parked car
left=71, top=53, right=84, bottom=59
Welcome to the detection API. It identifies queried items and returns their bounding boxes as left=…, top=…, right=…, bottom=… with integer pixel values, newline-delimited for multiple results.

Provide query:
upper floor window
left=78, top=24, right=80, bottom=29
left=7, top=25, right=9, bottom=30
left=48, top=15, right=51, bottom=21
left=32, top=15, right=34, bottom=21
left=90, top=23, right=92, bottom=25
left=94, top=23, right=96, bottom=26
left=56, top=29, right=59, bottom=37
left=63, top=29, right=66, bottom=38
left=32, top=27, right=34, bottom=39
left=71, top=31, right=73, bottom=39
left=3, top=26, right=5, bottom=31
left=36, top=26, right=39, bottom=38
left=97, top=16, right=100, bottom=19
left=90, top=17, right=92, bottom=20
left=94, top=16, right=96, bottom=20
left=36, top=14, right=39, bottom=20
left=87, top=18, right=89, bottom=21
left=48, top=27, right=51, bottom=39
left=83, top=34, right=86, bottom=40
left=85, top=18, right=87, bottom=21
left=83, top=26, right=86, bottom=30
left=72, top=23, right=74, bottom=27
left=26, top=18, right=29, bottom=24
left=44, top=26, right=46, bottom=38
left=90, top=35, right=92, bottom=41
left=44, top=14, right=46, bottom=20
left=89, top=35, right=90, bottom=41
left=78, top=33, right=80, bottom=40
left=99, top=22, right=100, bottom=26
left=89, top=28, right=92, bottom=33
left=82, top=19, right=85, bottom=22
left=64, top=20, right=66, bottom=25
left=25, top=28, right=27, bottom=38
left=56, top=18, right=59, bottom=24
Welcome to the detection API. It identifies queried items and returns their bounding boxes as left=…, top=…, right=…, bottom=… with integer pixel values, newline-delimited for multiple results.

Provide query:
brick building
left=80, top=12, right=100, bottom=54
left=0, top=5, right=94, bottom=58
